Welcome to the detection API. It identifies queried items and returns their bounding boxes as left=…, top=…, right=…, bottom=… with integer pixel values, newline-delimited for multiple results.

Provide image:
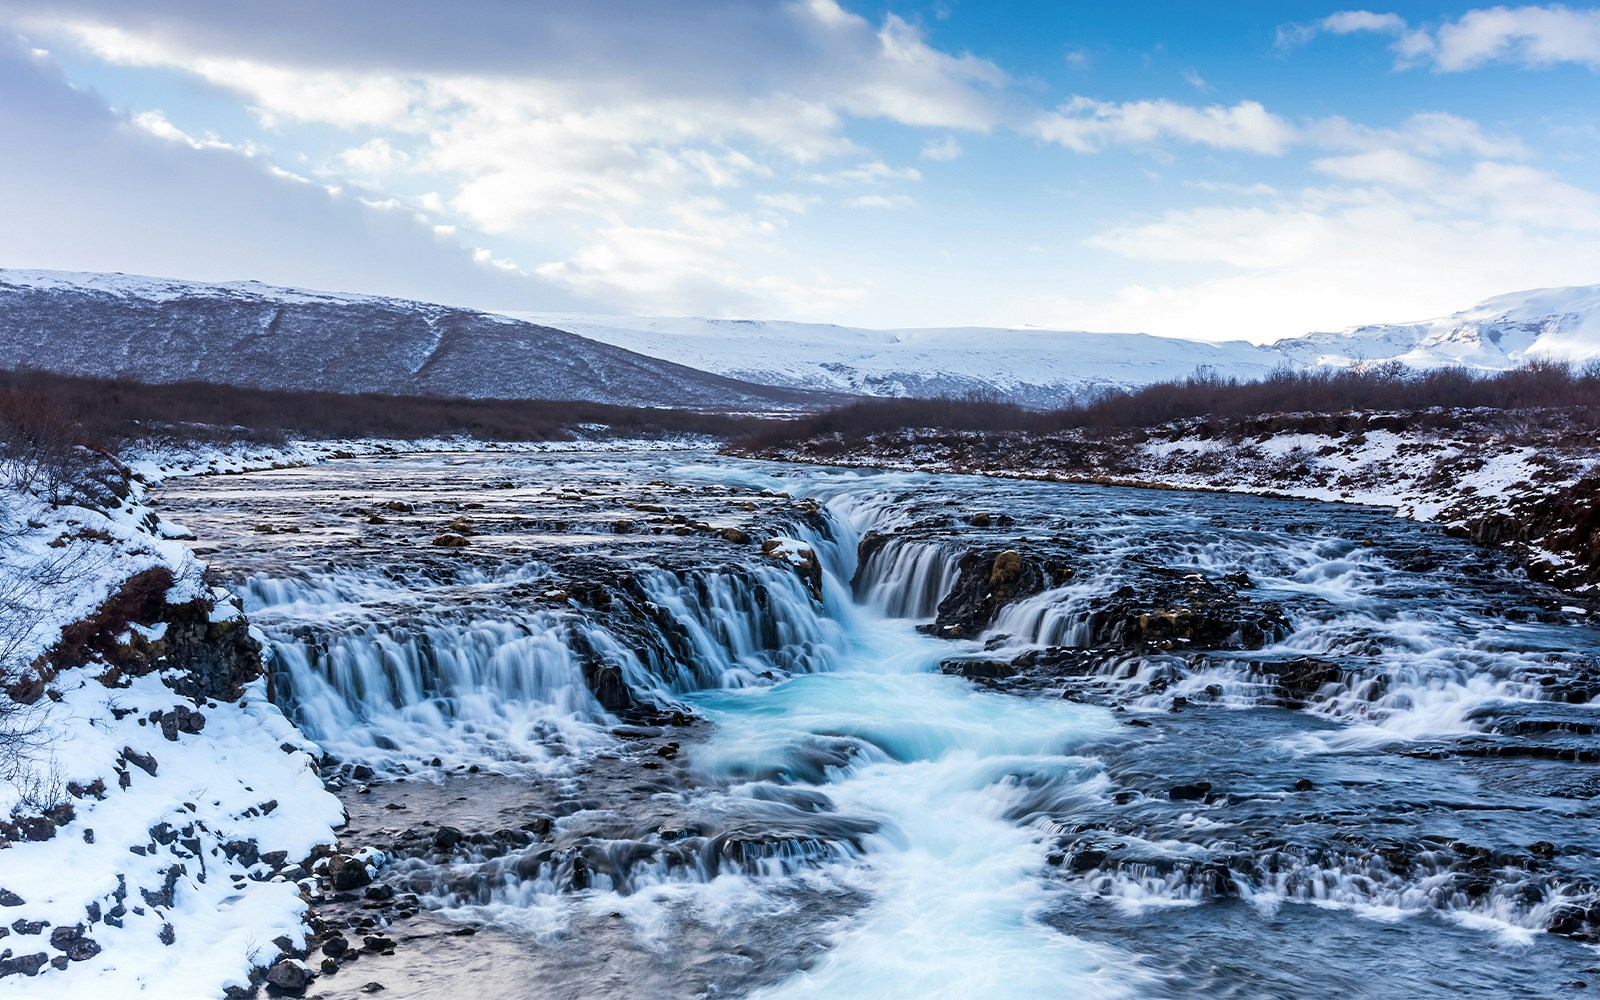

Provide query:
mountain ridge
left=0, top=270, right=845, bottom=411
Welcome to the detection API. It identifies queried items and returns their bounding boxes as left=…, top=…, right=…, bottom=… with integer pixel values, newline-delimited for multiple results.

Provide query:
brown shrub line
left=731, top=360, right=1600, bottom=450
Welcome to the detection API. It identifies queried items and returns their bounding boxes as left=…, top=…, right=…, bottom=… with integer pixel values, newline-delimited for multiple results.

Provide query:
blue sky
left=1, top=1, right=1598, bottom=341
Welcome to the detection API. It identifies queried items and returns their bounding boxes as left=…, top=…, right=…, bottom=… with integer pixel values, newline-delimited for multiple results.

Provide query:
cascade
left=151, top=451, right=1600, bottom=999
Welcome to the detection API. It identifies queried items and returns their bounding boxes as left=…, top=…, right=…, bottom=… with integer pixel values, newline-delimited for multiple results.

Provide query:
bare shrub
left=738, top=359, right=1600, bottom=449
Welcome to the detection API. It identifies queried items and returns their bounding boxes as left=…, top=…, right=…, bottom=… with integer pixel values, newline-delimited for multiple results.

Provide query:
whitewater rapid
left=153, top=450, right=1600, bottom=999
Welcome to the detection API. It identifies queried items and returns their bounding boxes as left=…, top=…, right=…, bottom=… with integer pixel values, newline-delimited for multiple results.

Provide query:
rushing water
left=155, top=450, right=1600, bottom=999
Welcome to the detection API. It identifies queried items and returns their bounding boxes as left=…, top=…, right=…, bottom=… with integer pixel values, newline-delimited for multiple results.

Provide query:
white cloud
left=844, top=193, right=915, bottom=209
left=809, top=160, right=923, bottom=184
left=756, top=192, right=823, bottom=214
left=1308, top=111, right=1527, bottom=159
left=338, top=137, right=409, bottom=175
left=1430, top=4, right=1600, bottom=70
left=534, top=202, right=864, bottom=318
left=1284, top=6, right=1600, bottom=71
left=1030, top=97, right=1297, bottom=154
left=919, top=135, right=963, bottom=160
left=1044, top=154, right=1600, bottom=341
left=0, top=38, right=577, bottom=310
left=2, top=0, right=1006, bottom=317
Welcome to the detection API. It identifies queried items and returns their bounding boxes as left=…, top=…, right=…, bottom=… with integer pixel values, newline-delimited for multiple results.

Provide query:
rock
left=1169, top=781, right=1213, bottom=801
left=433, top=827, right=465, bottom=851
left=361, top=983, right=387, bottom=994
left=328, top=855, right=372, bottom=891
left=48, top=925, right=101, bottom=961
left=1293, top=778, right=1315, bottom=792
left=925, top=548, right=1068, bottom=637
left=321, top=934, right=350, bottom=959
left=939, top=659, right=1015, bottom=680
left=11, top=919, right=46, bottom=935
left=362, top=935, right=396, bottom=953
left=0, top=952, right=48, bottom=977
left=0, top=890, right=23, bottom=907
left=364, top=884, right=395, bottom=902
left=1270, top=658, right=1346, bottom=707
left=720, top=527, right=751, bottom=544
left=431, top=533, right=470, bottom=548
left=149, top=706, right=207, bottom=741
left=265, top=958, right=315, bottom=993
left=120, top=746, right=158, bottom=776
left=581, top=661, right=633, bottom=713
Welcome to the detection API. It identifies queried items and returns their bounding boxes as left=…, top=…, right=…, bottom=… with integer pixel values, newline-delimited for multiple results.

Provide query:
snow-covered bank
left=123, top=434, right=713, bottom=486
left=740, top=407, right=1600, bottom=594
left=0, top=458, right=342, bottom=997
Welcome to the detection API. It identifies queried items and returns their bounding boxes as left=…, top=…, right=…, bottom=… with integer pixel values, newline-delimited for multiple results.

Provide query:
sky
left=0, top=1, right=1598, bottom=343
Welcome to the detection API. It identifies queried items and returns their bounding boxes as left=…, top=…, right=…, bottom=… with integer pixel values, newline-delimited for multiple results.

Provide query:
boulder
left=265, top=958, right=315, bottom=994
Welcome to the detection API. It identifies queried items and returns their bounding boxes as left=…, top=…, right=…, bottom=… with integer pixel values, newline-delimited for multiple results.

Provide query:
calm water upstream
left=155, top=450, right=1600, bottom=999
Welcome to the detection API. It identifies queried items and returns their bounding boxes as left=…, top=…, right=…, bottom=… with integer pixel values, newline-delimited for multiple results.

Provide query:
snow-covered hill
left=1271, top=285, right=1600, bottom=371
left=6, top=269, right=1598, bottom=412
left=0, top=271, right=841, bottom=410
left=518, top=285, right=1600, bottom=405
left=514, top=313, right=1288, bottom=408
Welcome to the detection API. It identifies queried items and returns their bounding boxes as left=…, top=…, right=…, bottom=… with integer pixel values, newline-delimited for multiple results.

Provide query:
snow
left=9, top=268, right=1600, bottom=414
left=1273, top=284, right=1600, bottom=371
left=510, top=312, right=1288, bottom=406
left=513, top=284, right=1600, bottom=405
left=123, top=434, right=713, bottom=487
left=0, top=672, right=341, bottom=998
left=0, top=268, right=415, bottom=311
left=0, top=461, right=343, bottom=997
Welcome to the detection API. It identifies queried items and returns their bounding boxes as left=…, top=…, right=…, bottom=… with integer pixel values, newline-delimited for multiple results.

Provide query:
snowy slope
left=7, top=269, right=1598, bottom=413
left=515, top=313, right=1288, bottom=407
left=0, top=270, right=843, bottom=411
left=1272, top=285, right=1600, bottom=370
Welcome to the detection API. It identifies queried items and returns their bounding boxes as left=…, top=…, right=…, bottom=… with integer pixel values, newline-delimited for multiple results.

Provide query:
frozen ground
left=745, top=408, right=1600, bottom=594
left=0, top=459, right=342, bottom=998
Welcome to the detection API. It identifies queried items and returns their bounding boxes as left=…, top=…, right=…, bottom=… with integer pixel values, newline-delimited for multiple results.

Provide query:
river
left=153, top=449, right=1600, bottom=999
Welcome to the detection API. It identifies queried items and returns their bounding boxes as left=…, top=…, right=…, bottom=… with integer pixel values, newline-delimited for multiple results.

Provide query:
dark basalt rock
left=1266, top=657, right=1346, bottom=707
left=925, top=548, right=1072, bottom=637
left=265, top=958, right=314, bottom=994
left=327, top=855, right=372, bottom=891
left=149, top=706, right=207, bottom=741
left=1070, top=571, right=1290, bottom=652
left=582, top=661, right=634, bottom=712
left=939, top=660, right=1015, bottom=680
left=0, top=951, right=48, bottom=978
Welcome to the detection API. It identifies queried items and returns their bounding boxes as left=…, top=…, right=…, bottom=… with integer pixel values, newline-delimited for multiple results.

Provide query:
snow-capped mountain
left=513, top=313, right=1289, bottom=408
left=1271, top=285, right=1600, bottom=370
left=0, top=270, right=841, bottom=410
left=5, top=269, right=1597, bottom=413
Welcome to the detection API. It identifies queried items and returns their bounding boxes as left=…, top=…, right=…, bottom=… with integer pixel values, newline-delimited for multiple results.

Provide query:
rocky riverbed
left=134, top=449, right=1600, bottom=999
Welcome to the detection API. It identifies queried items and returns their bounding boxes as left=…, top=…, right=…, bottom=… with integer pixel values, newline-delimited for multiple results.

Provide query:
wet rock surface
left=845, top=472, right=1600, bottom=974
left=295, top=734, right=870, bottom=1000
left=154, top=453, right=1600, bottom=998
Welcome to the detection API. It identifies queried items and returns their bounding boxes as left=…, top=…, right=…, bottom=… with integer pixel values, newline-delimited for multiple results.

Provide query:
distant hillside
left=1272, top=285, right=1600, bottom=370
left=0, top=271, right=843, bottom=411
left=519, top=285, right=1600, bottom=406
left=515, top=312, right=1288, bottom=408
left=6, top=270, right=1596, bottom=414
